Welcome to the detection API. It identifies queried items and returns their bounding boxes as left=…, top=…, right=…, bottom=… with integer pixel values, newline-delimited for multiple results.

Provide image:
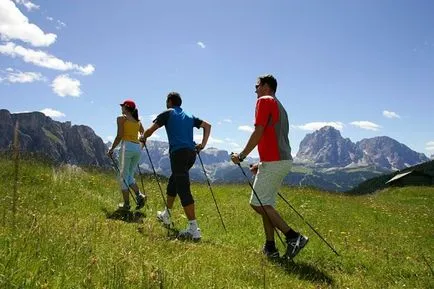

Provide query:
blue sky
left=1, top=0, right=433, bottom=158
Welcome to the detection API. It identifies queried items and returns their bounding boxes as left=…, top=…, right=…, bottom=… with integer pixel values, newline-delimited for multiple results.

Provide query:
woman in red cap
left=107, top=99, right=146, bottom=210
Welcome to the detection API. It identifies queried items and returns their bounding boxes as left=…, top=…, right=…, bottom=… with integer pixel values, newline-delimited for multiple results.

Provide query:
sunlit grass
left=0, top=157, right=433, bottom=288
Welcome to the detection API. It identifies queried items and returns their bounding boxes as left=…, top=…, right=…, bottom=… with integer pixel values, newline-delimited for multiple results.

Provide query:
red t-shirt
left=255, top=96, right=292, bottom=162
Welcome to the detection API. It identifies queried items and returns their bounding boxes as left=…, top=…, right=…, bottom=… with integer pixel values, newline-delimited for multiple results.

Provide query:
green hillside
left=349, top=160, right=434, bottom=195
left=1, top=157, right=433, bottom=288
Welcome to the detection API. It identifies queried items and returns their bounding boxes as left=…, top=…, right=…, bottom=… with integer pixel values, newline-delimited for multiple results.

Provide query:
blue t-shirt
left=154, top=106, right=203, bottom=153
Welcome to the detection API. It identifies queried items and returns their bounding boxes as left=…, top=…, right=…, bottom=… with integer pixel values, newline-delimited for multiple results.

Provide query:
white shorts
left=250, top=160, right=292, bottom=207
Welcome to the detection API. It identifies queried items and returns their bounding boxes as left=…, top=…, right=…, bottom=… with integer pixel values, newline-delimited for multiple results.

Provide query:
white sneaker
left=118, top=202, right=130, bottom=211
left=178, top=227, right=201, bottom=241
left=156, top=210, right=172, bottom=227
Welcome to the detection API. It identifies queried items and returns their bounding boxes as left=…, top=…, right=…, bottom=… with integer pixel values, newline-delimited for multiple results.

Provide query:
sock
left=188, top=219, right=198, bottom=230
left=265, top=240, right=276, bottom=251
left=285, top=229, right=298, bottom=240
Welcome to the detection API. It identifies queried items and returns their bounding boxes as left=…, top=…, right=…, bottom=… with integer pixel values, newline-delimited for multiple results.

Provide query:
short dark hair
left=258, top=74, right=277, bottom=93
left=167, top=92, right=182, bottom=106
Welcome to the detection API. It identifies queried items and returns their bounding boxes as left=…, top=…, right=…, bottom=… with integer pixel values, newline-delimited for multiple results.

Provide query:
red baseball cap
left=120, top=99, right=136, bottom=109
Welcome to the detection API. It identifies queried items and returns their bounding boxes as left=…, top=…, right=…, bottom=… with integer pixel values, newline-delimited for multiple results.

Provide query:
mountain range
left=0, top=110, right=430, bottom=192
left=0, top=109, right=110, bottom=168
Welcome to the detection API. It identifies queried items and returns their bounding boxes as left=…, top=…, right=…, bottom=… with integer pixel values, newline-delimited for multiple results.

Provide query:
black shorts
left=167, top=148, right=196, bottom=207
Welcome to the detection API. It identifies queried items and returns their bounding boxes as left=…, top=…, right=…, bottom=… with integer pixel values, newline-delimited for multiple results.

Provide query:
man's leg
left=252, top=205, right=291, bottom=240
left=183, top=203, right=195, bottom=221
left=172, top=149, right=196, bottom=218
left=175, top=149, right=201, bottom=239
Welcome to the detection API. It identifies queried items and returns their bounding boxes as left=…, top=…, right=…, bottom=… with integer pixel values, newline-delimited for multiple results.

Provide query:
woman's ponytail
left=132, top=108, right=139, bottom=122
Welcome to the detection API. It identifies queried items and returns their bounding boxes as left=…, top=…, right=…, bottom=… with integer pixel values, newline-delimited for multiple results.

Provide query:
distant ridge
left=0, top=110, right=430, bottom=192
left=295, top=126, right=429, bottom=170
left=0, top=109, right=110, bottom=168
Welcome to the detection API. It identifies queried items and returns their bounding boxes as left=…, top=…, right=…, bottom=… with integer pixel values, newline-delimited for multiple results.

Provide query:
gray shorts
left=250, top=160, right=292, bottom=207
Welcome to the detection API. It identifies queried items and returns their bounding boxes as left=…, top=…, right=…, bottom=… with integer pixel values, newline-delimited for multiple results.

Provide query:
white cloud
left=296, top=122, right=344, bottom=131
left=2, top=69, right=44, bottom=83
left=426, top=141, right=434, bottom=151
left=14, top=0, right=39, bottom=11
left=197, top=41, right=206, bottom=49
left=51, top=74, right=81, bottom=97
left=194, top=135, right=223, bottom=145
left=56, top=20, right=66, bottom=30
left=106, top=136, right=114, bottom=142
left=383, top=110, right=400, bottom=119
left=0, top=0, right=55, bottom=47
left=228, top=142, right=240, bottom=147
left=0, top=42, right=95, bottom=75
left=350, top=121, right=381, bottom=131
left=223, top=118, right=232, bottom=123
left=46, top=17, right=67, bottom=30
left=238, top=125, right=254, bottom=133
left=40, top=108, right=65, bottom=118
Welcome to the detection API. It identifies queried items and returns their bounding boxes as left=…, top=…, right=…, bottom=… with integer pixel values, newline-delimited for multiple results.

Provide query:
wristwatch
left=238, top=152, right=246, bottom=162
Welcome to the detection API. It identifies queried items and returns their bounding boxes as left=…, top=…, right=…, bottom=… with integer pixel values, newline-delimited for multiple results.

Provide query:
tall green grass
left=0, top=157, right=433, bottom=288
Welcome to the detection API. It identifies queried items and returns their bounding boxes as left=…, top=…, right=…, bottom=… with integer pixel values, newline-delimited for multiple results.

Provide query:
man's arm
left=140, top=122, right=161, bottom=143
left=230, top=125, right=264, bottom=164
left=196, top=120, right=211, bottom=151
left=241, top=125, right=264, bottom=156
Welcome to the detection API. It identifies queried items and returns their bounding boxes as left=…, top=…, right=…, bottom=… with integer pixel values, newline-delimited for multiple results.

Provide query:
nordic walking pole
left=278, top=192, right=340, bottom=256
left=136, top=164, right=149, bottom=209
left=143, top=142, right=175, bottom=229
left=197, top=150, right=227, bottom=232
left=236, top=162, right=285, bottom=247
left=137, top=164, right=146, bottom=196
left=109, top=155, right=137, bottom=205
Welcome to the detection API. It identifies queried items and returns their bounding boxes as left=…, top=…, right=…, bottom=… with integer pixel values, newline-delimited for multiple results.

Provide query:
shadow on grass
left=156, top=225, right=201, bottom=243
left=102, top=207, right=146, bottom=223
left=275, top=259, right=333, bottom=285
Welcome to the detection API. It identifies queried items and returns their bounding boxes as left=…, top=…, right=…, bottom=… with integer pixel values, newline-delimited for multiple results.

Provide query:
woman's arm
left=107, top=116, right=125, bottom=156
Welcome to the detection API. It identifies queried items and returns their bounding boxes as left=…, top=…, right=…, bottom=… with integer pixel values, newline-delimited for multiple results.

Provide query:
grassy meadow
left=0, top=156, right=433, bottom=288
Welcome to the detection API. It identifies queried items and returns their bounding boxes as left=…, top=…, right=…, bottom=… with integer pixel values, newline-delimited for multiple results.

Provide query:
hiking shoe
left=136, top=193, right=147, bottom=210
left=284, top=234, right=309, bottom=260
left=156, top=210, right=172, bottom=227
left=262, top=246, right=280, bottom=260
left=177, top=227, right=201, bottom=241
left=118, top=202, right=131, bottom=211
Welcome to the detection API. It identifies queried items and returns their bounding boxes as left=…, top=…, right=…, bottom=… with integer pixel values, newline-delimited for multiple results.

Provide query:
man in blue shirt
left=141, top=92, right=211, bottom=240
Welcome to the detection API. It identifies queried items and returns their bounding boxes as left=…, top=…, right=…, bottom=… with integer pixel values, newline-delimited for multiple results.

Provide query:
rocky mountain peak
left=0, top=110, right=111, bottom=167
left=295, top=126, right=357, bottom=167
left=356, top=136, right=429, bottom=170
left=295, top=126, right=429, bottom=170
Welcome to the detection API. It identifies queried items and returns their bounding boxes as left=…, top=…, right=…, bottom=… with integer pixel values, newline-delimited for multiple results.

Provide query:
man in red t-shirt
left=231, top=74, right=308, bottom=260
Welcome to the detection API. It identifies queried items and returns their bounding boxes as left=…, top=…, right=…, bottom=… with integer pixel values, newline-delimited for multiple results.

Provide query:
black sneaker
left=262, top=246, right=280, bottom=260
left=283, top=234, right=309, bottom=260
left=136, top=193, right=147, bottom=210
